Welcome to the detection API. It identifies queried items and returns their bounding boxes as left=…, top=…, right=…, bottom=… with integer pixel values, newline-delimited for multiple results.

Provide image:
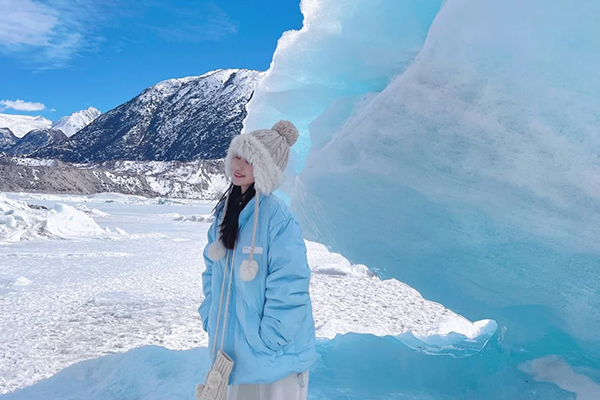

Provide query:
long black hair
left=214, top=183, right=256, bottom=249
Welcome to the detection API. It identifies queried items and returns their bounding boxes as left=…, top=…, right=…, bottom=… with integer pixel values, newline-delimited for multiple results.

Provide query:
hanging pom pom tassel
left=239, top=190, right=260, bottom=282
left=207, top=240, right=227, bottom=261
left=240, top=259, right=259, bottom=281
left=206, top=191, right=230, bottom=262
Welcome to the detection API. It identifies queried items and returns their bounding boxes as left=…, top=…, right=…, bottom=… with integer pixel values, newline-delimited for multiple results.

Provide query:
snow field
left=0, top=192, right=463, bottom=394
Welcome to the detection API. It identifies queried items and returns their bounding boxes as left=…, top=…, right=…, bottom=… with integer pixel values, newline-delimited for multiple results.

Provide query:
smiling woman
left=198, top=120, right=317, bottom=400
left=231, top=155, right=254, bottom=193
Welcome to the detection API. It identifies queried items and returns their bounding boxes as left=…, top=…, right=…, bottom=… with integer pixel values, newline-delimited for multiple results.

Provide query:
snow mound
left=75, top=205, right=110, bottom=218
left=0, top=195, right=108, bottom=241
left=1, top=346, right=209, bottom=400
left=3, top=339, right=585, bottom=400
left=306, top=240, right=376, bottom=278
left=0, top=274, right=32, bottom=289
left=44, top=204, right=107, bottom=239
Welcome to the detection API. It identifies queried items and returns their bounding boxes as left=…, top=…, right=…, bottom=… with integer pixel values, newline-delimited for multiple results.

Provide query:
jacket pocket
left=239, top=306, right=277, bottom=359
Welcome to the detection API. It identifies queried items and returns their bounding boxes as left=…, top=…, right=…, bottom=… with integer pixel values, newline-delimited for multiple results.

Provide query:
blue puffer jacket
left=198, top=193, right=318, bottom=384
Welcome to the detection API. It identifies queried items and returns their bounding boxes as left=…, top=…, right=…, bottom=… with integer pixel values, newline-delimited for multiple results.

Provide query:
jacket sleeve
left=198, top=217, right=218, bottom=332
left=259, top=216, right=311, bottom=352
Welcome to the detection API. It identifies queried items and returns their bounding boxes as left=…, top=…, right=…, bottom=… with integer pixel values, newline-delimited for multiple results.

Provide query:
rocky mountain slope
left=34, top=69, right=261, bottom=162
left=0, top=155, right=226, bottom=200
left=0, top=128, right=18, bottom=151
left=7, top=129, right=67, bottom=156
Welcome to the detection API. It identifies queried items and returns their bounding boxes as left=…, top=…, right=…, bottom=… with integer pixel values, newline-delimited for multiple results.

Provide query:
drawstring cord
left=247, top=191, right=260, bottom=264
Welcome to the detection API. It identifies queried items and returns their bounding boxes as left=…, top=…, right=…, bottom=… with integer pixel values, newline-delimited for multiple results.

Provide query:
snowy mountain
left=0, top=114, right=52, bottom=138
left=34, top=69, right=262, bottom=162
left=0, top=127, right=18, bottom=151
left=51, top=107, right=101, bottom=137
left=7, top=129, right=67, bottom=156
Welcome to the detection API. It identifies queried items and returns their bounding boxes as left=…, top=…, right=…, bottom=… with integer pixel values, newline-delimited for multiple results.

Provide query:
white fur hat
left=225, top=120, right=299, bottom=195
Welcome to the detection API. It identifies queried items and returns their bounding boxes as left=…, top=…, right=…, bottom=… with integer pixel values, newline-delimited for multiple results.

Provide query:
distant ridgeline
left=33, top=69, right=261, bottom=163
left=0, top=155, right=226, bottom=200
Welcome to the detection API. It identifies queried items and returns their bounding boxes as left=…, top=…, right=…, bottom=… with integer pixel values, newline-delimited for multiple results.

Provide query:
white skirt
left=227, top=371, right=309, bottom=400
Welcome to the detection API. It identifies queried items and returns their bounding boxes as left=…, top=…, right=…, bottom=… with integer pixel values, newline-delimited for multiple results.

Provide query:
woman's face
left=231, top=155, right=255, bottom=190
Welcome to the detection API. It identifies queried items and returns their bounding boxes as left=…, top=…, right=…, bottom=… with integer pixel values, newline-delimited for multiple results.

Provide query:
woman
left=197, top=120, right=318, bottom=400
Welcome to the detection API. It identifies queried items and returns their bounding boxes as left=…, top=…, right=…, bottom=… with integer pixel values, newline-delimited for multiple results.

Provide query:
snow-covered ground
left=0, top=192, right=466, bottom=395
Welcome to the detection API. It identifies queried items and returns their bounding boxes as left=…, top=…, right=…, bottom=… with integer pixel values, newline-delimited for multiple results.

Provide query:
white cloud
left=0, top=99, right=47, bottom=111
left=0, top=0, right=103, bottom=68
left=0, top=0, right=58, bottom=46
left=0, top=0, right=239, bottom=69
left=0, top=0, right=87, bottom=68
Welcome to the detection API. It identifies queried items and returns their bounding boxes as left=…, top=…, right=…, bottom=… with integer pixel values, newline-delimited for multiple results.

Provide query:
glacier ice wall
left=245, top=0, right=600, bottom=390
left=243, top=0, right=444, bottom=171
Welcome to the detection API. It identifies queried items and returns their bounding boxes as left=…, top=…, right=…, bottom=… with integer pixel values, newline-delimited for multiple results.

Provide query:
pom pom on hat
left=272, top=120, right=299, bottom=146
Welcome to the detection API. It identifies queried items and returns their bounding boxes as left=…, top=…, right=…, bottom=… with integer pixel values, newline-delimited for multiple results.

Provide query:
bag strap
left=210, top=243, right=236, bottom=365
left=209, top=190, right=258, bottom=365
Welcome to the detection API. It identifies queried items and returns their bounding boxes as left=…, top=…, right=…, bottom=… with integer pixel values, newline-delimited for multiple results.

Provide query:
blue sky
left=0, top=0, right=303, bottom=120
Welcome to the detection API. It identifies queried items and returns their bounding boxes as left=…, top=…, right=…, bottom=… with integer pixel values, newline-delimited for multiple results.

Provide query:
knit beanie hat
left=224, top=120, right=299, bottom=194
left=207, top=120, right=299, bottom=281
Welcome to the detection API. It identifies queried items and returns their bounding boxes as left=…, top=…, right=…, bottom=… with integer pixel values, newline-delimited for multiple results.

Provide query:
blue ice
left=244, top=0, right=600, bottom=396
left=2, top=339, right=588, bottom=400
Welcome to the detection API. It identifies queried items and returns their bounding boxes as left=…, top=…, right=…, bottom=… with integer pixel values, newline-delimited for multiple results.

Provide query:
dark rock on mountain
left=8, top=128, right=67, bottom=156
left=0, top=127, right=18, bottom=151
